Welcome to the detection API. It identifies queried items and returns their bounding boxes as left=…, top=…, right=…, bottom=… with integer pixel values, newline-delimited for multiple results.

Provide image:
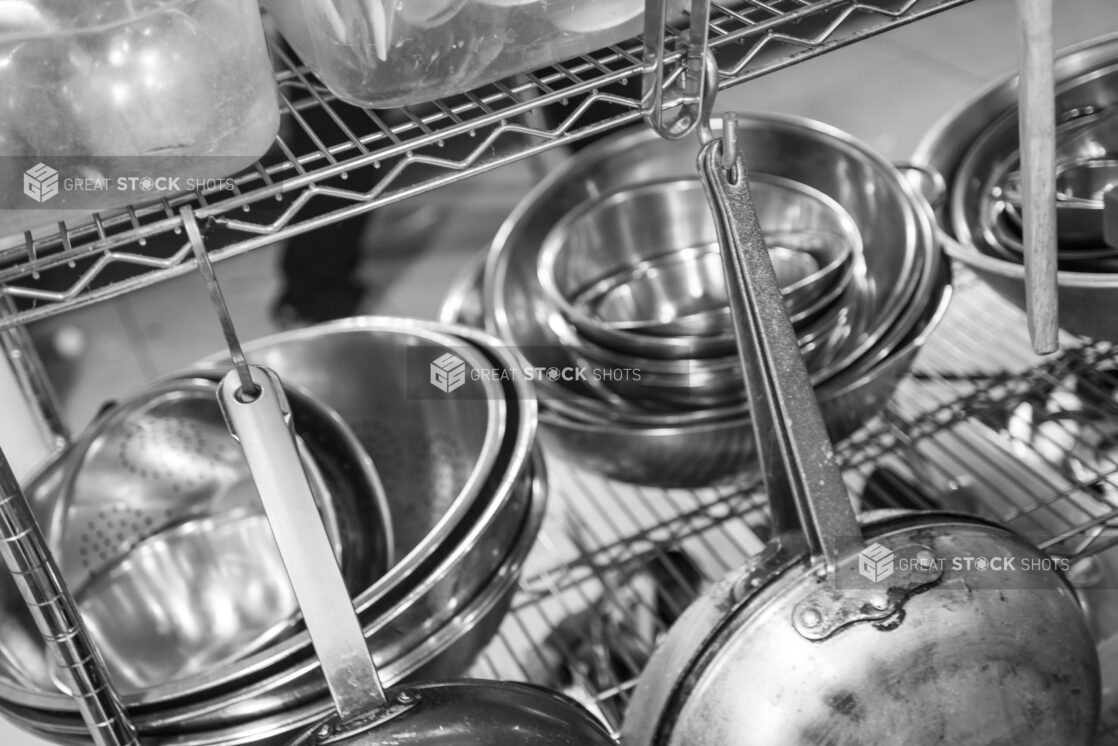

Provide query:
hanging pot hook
left=642, top=0, right=713, bottom=140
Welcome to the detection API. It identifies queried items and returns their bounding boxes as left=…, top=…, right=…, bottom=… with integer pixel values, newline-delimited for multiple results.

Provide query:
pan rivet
left=916, top=550, right=936, bottom=570
left=397, top=690, right=416, bottom=704
left=315, top=722, right=334, bottom=739
left=870, top=594, right=890, bottom=611
left=799, top=608, right=822, bottom=628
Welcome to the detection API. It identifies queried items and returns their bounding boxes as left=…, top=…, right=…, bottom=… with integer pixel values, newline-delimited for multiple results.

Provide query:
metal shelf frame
left=0, top=0, right=975, bottom=329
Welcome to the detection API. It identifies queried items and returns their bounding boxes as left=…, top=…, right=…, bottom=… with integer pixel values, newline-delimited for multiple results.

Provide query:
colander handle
left=0, top=447, right=139, bottom=746
left=698, top=122, right=863, bottom=576
left=218, top=366, right=388, bottom=723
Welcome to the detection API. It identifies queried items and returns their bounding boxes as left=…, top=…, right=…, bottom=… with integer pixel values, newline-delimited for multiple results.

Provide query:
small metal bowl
left=990, top=155, right=1118, bottom=257
left=537, top=176, right=859, bottom=360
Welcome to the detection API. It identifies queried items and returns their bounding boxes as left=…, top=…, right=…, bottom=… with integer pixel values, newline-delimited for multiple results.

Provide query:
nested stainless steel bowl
left=914, top=32, right=1118, bottom=342
left=485, top=113, right=941, bottom=484
left=537, top=175, right=860, bottom=360
left=0, top=446, right=548, bottom=746
left=0, top=318, right=541, bottom=745
left=536, top=259, right=951, bottom=486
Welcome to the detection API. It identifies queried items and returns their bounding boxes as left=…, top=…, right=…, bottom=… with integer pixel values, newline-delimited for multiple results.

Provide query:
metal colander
left=53, top=378, right=342, bottom=594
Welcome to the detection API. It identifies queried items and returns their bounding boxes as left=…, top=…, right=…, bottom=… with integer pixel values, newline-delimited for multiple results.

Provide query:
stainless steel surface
left=286, top=680, right=615, bottom=746
left=915, top=32, right=1118, bottom=342
left=486, top=112, right=941, bottom=485
left=0, top=320, right=520, bottom=735
left=623, top=513, right=1099, bottom=745
left=68, top=510, right=305, bottom=698
left=0, top=317, right=541, bottom=744
left=219, top=366, right=606, bottom=746
left=283, top=449, right=612, bottom=746
left=0, top=0, right=977, bottom=329
left=218, top=366, right=386, bottom=723
left=0, top=447, right=548, bottom=746
left=536, top=175, right=860, bottom=360
left=38, top=374, right=378, bottom=696
left=0, top=447, right=138, bottom=746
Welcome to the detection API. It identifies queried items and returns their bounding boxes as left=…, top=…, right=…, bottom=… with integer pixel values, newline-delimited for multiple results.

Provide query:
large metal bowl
left=0, top=319, right=523, bottom=731
left=537, top=258, right=951, bottom=486
left=485, top=113, right=939, bottom=483
left=0, top=446, right=549, bottom=746
left=486, top=113, right=928, bottom=410
left=913, top=32, right=1118, bottom=342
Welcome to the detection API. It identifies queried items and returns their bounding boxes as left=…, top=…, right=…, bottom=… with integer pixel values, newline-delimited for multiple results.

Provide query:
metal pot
left=620, top=138, right=1100, bottom=745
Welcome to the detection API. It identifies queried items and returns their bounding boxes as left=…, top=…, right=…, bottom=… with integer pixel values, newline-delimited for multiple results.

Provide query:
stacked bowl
left=483, top=113, right=952, bottom=487
left=915, top=32, right=1118, bottom=342
left=535, top=175, right=863, bottom=409
left=0, top=318, right=544, bottom=746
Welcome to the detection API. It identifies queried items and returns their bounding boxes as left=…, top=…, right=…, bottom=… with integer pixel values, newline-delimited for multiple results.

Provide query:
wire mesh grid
left=465, top=270, right=1118, bottom=740
left=0, top=0, right=975, bottom=328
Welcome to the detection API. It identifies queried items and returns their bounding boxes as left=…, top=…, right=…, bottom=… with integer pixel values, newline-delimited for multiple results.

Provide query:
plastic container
left=0, top=0, right=280, bottom=238
left=263, top=0, right=671, bottom=108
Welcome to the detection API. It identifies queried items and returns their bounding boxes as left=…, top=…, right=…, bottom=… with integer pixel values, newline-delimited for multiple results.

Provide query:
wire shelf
left=0, top=0, right=974, bottom=329
left=465, top=271, right=1118, bottom=740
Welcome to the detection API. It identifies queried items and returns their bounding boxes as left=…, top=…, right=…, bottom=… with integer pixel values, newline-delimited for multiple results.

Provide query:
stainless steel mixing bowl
left=0, top=320, right=511, bottom=719
left=537, top=175, right=860, bottom=359
left=534, top=257, right=951, bottom=486
left=487, top=114, right=929, bottom=414
left=486, top=113, right=937, bottom=483
left=0, top=320, right=544, bottom=746
left=0, top=447, right=549, bottom=746
left=914, top=32, right=1118, bottom=342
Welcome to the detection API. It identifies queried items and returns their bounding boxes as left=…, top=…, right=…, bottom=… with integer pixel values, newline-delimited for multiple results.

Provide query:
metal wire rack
left=465, top=271, right=1118, bottom=741
left=0, top=0, right=975, bottom=329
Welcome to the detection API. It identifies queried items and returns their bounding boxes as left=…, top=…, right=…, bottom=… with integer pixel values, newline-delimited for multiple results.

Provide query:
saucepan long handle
left=698, top=123, right=862, bottom=574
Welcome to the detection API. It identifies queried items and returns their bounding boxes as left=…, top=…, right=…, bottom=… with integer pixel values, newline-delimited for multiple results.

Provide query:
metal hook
left=642, top=0, right=713, bottom=141
left=181, top=206, right=260, bottom=400
left=694, top=52, right=720, bottom=147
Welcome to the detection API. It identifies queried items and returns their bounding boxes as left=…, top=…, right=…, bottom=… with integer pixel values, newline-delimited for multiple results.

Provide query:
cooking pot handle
left=698, top=119, right=863, bottom=576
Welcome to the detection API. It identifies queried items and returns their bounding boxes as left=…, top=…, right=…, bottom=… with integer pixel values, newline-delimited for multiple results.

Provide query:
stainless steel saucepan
left=621, top=127, right=1100, bottom=745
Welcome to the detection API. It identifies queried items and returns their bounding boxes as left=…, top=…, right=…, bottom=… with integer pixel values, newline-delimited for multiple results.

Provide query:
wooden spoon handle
left=1016, top=0, right=1059, bottom=354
